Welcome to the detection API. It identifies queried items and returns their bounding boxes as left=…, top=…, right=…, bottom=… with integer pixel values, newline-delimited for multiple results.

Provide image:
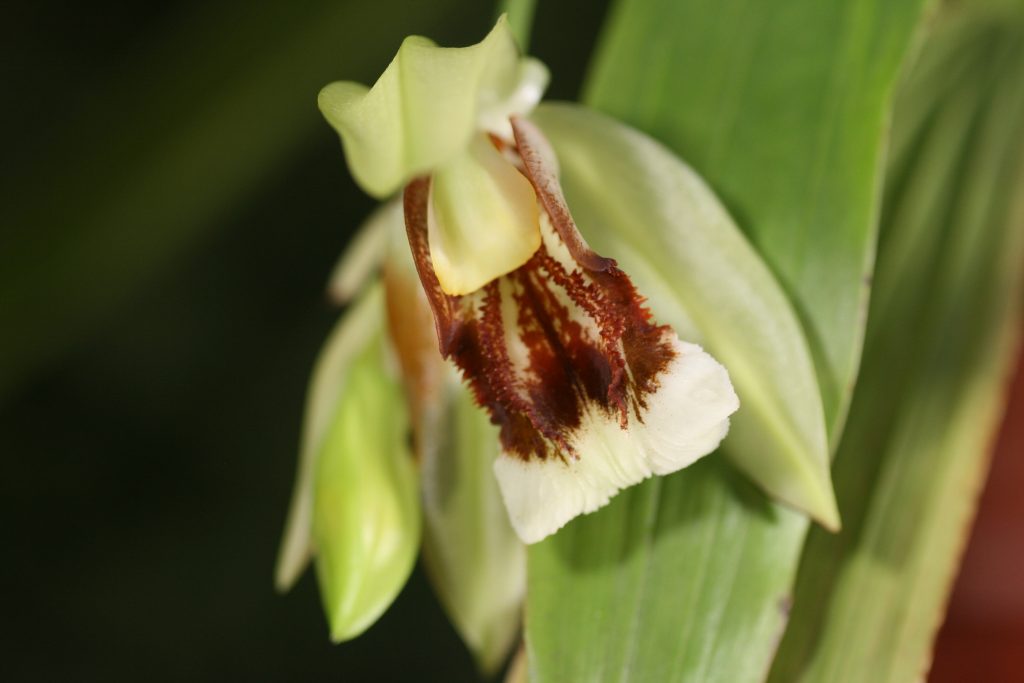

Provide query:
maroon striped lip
left=401, top=117, right=677, bottom=463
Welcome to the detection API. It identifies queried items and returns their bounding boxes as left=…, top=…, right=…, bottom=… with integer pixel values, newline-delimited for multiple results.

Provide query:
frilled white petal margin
left=494, top=339, right=738, bottom=544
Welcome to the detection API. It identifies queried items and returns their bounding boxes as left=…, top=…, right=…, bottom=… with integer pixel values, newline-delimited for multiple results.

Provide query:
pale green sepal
left=312, top=297, right=421, bottom=642
left=429, top=134, right=541, bottom=295
left=318, top=15, right=548, bottom=198
left=383, top=232, right=525, bottom=671
left=275, top=283, right=387, bottom=592
left=533, top=103, right=839, bottom=530
left=327, top=200, right=401, bottom=305
left=420, top=372, right=526, bottom=673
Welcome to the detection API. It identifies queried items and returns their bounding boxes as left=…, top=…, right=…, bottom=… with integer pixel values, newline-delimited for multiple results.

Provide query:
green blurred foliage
left=769, top=7, right=1024, bottom=680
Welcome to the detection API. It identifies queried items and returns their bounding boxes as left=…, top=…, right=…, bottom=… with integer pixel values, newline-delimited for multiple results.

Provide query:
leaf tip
left=810, top=483, right=842, bottom=533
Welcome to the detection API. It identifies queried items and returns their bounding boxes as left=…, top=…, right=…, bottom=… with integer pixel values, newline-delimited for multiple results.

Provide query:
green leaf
left=528, top=465, right=807, bottom=683
left=585, top=0, right=926, bottom=431
left=768, top=11, right=1024, bottom=682
left=534, top=102, right=836, bottom=529
left=311, top=284, right=422, bottom=642
left=526, top=0, right=926, bottom=680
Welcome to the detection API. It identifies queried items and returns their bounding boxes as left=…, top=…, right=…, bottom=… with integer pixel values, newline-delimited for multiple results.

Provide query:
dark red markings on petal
left=476, top=280, right=560, bottom=451
left=511, top=117, right=614, bottom=273
left=405, top=178, right=555, bottom=461
left=512, top=260, right=588, bottom=455
left=535, top=249, right=629, bottom=427
left=402, top=123, right=678, bottom=462
left=513, top=115, right=678, bottom=422
left=403, top=177, right=466, bottom=358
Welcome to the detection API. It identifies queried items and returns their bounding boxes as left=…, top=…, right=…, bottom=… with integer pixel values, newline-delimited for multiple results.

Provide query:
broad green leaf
left=585, top=0, right=926, bottom=431
left=534, top=102, right=836, bottom=529
left=526, top=0, right=926, bottom=681
left=769, top=11, right=1024, bottom=682
left=275, top=283, right=386, bottom=591
left=312, top=291, right=421, bottom=642
left=528, top=465, right=807, bottom=683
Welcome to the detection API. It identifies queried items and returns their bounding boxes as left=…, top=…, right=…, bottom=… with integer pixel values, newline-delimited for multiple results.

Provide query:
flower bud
left=308, top=286, right=421, bottom=642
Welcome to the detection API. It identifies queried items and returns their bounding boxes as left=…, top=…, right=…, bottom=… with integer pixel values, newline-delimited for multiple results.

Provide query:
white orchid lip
left=402, top=117, right=739, bottom=544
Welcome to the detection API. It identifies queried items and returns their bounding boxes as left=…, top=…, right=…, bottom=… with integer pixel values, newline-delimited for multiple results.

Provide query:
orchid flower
left=317, top=14, right=738, bottom=545
left=277, top=14, right=837, bottom=662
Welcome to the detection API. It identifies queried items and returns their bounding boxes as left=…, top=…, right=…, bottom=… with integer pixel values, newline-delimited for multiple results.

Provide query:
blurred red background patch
left=932, top=345, right=1024, bottom=682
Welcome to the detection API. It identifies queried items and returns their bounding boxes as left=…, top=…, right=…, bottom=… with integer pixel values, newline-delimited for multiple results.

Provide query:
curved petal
left=421, top=375, right=526, bottom=672
left=318, top=15, right=548, bottom=198
left=327, top=200, right=400, bottom=305
left=532, top=103, right=839, bottom=529
left=428, top=135, right=541, bottom=295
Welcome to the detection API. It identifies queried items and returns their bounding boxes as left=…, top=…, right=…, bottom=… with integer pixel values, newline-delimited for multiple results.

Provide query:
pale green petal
left=318, top=15, right=548, bottom=198
left=428, top=134, right=541, bottom=295
left=534, top=103, right=839, bottom=529
left=327, top=200, right=401, bottom=305
left=420, top=373, right=526, bottom=674
left=477, top=56, right=549, bottom=139
left=274, top=283, right=387, bottom=592
left=312, top=299, right=421, bottom=642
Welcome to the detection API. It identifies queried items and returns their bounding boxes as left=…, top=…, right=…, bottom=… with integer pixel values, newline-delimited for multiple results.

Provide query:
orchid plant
left=272, top=3, right=1024, bottom=681
left=276, top=12, right=834, bottom=665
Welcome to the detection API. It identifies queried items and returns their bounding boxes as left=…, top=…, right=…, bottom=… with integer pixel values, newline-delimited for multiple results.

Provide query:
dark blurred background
left=0, top=1, right=1019, bottom=681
